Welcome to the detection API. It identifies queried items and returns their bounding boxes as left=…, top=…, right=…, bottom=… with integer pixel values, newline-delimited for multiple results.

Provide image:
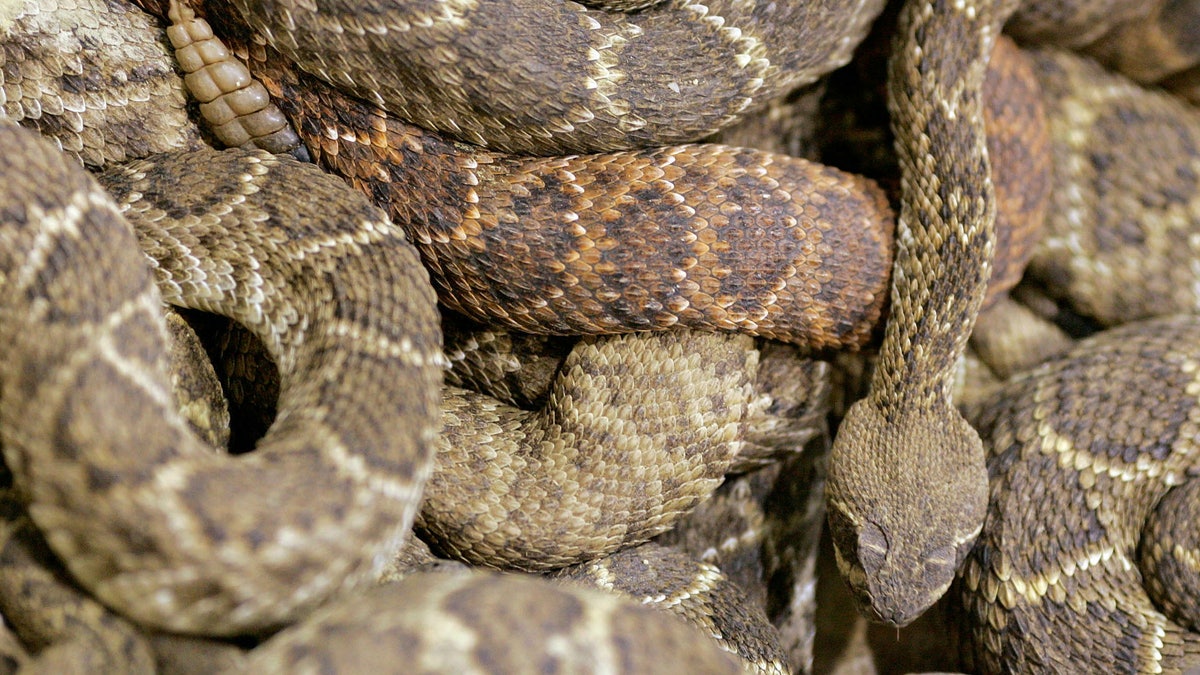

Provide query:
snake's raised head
left=826, top=398, right=988, bottom=626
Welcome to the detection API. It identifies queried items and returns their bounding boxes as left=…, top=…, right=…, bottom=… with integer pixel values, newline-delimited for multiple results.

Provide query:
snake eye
left=827, top=504, right=888, bottom=575
left=856, top=521, right=889, bottom=573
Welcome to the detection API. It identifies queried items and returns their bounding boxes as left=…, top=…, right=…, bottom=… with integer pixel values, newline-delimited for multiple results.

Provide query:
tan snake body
left=958, top=314, right=1200, bottom=673
left=0, top=17, right=821, bottom=659
left=9, top=0, right=1200, bottom=670
left=0, top=123, right=444, bottom=636
left=0, top=0, right=203, bottom=168
left=827, top=0, right=1020, bottom=627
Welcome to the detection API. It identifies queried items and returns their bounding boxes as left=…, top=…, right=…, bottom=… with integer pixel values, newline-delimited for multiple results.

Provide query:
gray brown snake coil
left=958, top=315, right=1200, bottom=673
left=12, top=0, right=1200, bottom=669
left=0, top=123, right=443, bottom=636
left=229, top=0, right=888, bottom=154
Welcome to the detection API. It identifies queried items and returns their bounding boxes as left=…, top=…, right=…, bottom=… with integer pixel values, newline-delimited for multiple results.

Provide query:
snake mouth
left=862, top=596, right=928, bottom=628
left=831, top=539, right=926, bottom=627
left=837, top=563, right=927, bottom=628
left=832, top=533, right=956, bottom=628
left=848, top=571, right=950, bottom=628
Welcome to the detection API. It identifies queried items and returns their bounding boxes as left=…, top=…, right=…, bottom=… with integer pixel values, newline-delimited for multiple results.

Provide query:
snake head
left=826, top=398, right=988, bottom=626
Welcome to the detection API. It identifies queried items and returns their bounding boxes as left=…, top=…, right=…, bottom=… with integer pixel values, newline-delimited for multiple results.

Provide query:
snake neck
left=826, top=0, right=1023, bottom=627
left=873, top=0, right=1022, bottom=413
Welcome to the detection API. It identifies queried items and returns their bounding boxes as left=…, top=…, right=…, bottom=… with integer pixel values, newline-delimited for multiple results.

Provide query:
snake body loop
left=0, top=129, right=442, bottom=635
left=959, top=315, right=1200, bottom=673
left=244, top=47, right=897, bottom=351
left=230, top=0, right=887, bottom=155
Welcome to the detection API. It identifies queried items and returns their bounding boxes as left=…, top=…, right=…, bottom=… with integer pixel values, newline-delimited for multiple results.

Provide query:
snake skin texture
left=0, top=2, right=841, bottom=660
left=1024, top=46, right=1200, bottom=326
left=6, top=0, right=1200, bottom=671
left=0, top=126, right=444, bottom=635
left=237, top=568, right=746, bottom=674
left=958, top=315, right=1200, bottom=673
left=0, top=0, right=203, bottom=168
left=552, top=542, right=790, bottom=674
left=229, top=0, right=887, bottom=154
left=1079, top=0, right=1200, bottom=85
left=237, top=42, right=897, bottom=351
left=96, top=144, right=829, bottom=586
left=827, top=0, right=1022, bottom=627
left=0, top=492, right=156, bottom=675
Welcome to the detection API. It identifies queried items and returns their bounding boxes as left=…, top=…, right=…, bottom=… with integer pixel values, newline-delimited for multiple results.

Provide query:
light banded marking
left=9, top=191, right=91, bottom=301
left=307, top=417, right=427, bottom=504
left=282, top=218, right=401, bottom=264
left=325, top=318, right=444, bottom=368
left=90, top=295, right=181, bottom=414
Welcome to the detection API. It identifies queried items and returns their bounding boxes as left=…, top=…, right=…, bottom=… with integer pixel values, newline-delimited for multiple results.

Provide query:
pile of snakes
left=1, top=0, right=1199, bottom=672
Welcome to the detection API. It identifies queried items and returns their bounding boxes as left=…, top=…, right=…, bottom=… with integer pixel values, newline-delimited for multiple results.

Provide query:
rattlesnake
left=6, top=0, right=1200, bottom=671
left=0, top=115, right=810, bottom=670
left=230, top=35, right=897, bottom=352
left=826, top=0, right=1022, bottom=627
left=957, top=314, right=1200, bottom=673
left=824, top=0, right=1200, bottom=634
left=0, top=121, right=445, bottom=635
left=0, top=0, right=856, bottom=667
left=230, top=0, right=888, bottom=154
left=218, top=0, right=1200, bottom=668
left=940, top=39, right=1200, bottom=674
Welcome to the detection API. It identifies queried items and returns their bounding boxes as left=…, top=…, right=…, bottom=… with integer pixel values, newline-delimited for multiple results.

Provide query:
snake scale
left=958, top=315, right=1200, bottom=673
left=0, top=120, right=444, bottom=635
left=227, top=33, right=897, bottom=352
left=827, top=0, right=1022, bottom=626
left=230, top=0, right=887, bottom=154
left=0, top=2, right=827, bottom=664
left=0, top=117, right=796, bottom=671
left=3, top=0, right=1200, bottom=671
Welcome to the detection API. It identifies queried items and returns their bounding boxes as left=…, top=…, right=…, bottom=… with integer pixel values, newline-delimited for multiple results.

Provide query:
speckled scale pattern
left=0, top=130, right=443, bottom=636
left=826, top=0, right=1020, bottom=628
left=230, top=0, right=887, bottom=155
left=0, top=0, right=202, bottom=168
left=552, top=542, right=789, bottom=675
left=0, top=493, right=156, bottom=675
left=420, top=330, right=760, bottom=570
left=958, top=315, right=1200, bottom=673
left=1025, top=47, right=1200, bottom=327
left=1139, top=477, right=1200, bottom=634
left=254, top=52, right=895, bottom=351
left=237, top=569, right=746, bottom=674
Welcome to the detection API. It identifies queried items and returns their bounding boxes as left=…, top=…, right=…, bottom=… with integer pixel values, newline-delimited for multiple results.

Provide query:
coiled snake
left=0, top=0, right=854, bottom=666
left=959, top=315, right=1200, bottom=673
left=5, top=0, right=1200, bottom=670
left=0, top=122, right=444, bottom=635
